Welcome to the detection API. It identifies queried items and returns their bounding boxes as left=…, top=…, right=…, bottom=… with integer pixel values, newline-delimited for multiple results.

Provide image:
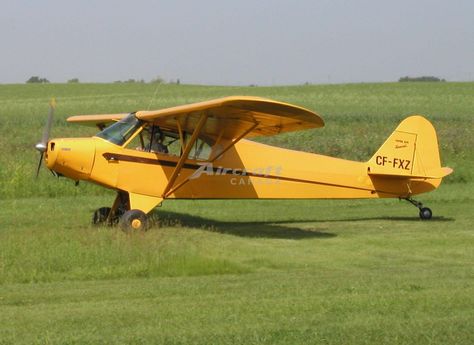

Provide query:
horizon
left=2, top=78, right=472, bottom=87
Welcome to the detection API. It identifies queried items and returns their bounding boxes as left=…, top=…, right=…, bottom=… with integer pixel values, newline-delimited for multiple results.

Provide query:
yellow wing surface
left=67, top=113, right=128, bottom=129
left=67, top=96, right=324, bottom=139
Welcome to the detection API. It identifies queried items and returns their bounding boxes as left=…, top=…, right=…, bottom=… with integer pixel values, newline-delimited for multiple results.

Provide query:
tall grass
left=0, top=183, right=471, bottom=285
left=0, top=225, right=247, bottom=284
left=0, top=82, right=472, bottom=198
left=0, top=196, right=251, bottom=285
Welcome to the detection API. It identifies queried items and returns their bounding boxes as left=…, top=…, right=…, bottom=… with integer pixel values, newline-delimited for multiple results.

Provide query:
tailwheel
left=403, top=197, right=433, bottom=220
left=419, top=207, right=433, bottom=220
left=120, top=209, right=148, bottom=233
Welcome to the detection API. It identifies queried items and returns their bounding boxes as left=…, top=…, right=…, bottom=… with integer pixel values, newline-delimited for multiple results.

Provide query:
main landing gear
left=92, top=192, right=149, bottom=232
left=119, top=209, right=148, bottom=232
left=403, top=197, right=433, bottom=220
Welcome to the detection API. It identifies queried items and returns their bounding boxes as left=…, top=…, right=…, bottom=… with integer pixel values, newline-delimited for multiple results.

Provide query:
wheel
left=419, top=207, right=432, bottom=220
left=92, top=207, right=111, bottom=225
left=120, top=209, right=148, bottom=233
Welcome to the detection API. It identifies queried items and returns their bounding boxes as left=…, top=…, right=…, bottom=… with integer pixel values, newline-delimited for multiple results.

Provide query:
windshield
left=95, top=113, right=143, bottom=146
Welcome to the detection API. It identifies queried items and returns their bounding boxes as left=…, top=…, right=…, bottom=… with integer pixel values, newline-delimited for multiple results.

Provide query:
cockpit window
left=124, top=123, right=213, bottom=160
left=128, top=125, right=177, bottom=155
left=97, top=115, right=214, bottom=160
left=95, top=113, right=143, bottom=146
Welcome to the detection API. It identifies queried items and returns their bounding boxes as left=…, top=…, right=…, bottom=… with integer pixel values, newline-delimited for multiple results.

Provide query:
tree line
left=398, top=76, right=446, bottom=82
left=25, top=76, right=179, bottom=84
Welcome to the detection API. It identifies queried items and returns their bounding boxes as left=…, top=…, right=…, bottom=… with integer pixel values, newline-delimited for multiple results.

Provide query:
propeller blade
left=35, top=98, right=56, bottom=177
left=41, top=98, right=56, bottom=147
left=36, top=152, right=44, bottom=178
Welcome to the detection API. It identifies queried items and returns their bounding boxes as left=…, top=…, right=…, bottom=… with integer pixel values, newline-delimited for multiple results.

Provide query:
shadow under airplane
left=149, top=210, right=336, bottom=240
left=147, top=210, right=454, bottom=240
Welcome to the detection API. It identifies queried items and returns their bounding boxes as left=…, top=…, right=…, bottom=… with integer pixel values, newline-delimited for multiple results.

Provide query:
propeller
left=35, top=98, right=56, bottom=178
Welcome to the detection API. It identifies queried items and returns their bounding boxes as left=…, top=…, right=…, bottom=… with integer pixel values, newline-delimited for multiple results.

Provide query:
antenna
left=147, top=83, right=161, bottom=110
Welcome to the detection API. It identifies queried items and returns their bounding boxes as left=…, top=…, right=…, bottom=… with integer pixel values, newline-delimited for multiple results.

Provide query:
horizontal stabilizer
left=369, top=167, right=453, bottom=179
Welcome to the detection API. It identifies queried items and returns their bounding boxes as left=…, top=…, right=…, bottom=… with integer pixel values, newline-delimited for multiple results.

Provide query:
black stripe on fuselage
left=102, top=152, right=266, bottom=178
left=102, top=152, right=394, bottom=195
left=103, top=152, right=197, bottom=170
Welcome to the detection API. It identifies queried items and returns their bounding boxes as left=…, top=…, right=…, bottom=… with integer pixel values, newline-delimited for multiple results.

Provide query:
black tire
left=419, top=207, right=432, bottom=220
left=92, top=207, right=111, bottom=225
left=120, top=209, right=148, bottom=233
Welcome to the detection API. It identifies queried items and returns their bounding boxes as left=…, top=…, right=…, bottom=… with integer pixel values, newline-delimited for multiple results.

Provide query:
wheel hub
left=131, top=219, right=142, bottom=229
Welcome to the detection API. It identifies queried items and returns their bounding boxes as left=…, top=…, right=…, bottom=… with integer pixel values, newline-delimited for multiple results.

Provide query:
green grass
left=1, top=191, right=473, bottom=344
left=0, top=82, right=473, bottom=344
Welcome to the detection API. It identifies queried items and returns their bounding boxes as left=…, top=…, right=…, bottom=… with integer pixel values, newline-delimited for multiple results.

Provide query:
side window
left=124, top=127, right=146, bottom=151
left=124, top=125, right=166, bottom=153
left=161, top=131, right=181, bottom=157
left=124, top=125, right=212, bottom=160
left=146, top=126, right=169, bottom=154
left=188, top=137, right=212, bottom=161
left=125, top=125, right=182, bottom=156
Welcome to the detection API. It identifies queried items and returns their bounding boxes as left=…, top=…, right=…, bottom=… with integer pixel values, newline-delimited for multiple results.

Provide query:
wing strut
left=163, top=121, right=259, bottom=197
left=176, top=117, right=186, bottom=151
left=209, top=122, right=258, bottom=162
left=161, top=113, right=208, bottom=198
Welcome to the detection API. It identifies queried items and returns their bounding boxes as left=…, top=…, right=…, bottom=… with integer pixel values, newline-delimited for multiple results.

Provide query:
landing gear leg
left=107, top=191, right=128, bottom=225
left=403, top=197, right=433, bottom=220
left=92, top=191, right=129, bottom=226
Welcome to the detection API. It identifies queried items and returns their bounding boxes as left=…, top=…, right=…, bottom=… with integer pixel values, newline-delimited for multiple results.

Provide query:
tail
left=367, top=115, right=453, bottom=179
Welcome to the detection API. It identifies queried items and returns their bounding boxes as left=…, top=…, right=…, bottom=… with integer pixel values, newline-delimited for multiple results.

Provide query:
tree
left=67, top=78, right=80, bottom=83
left=399, top=76, right=446, bottom=82
left=26, top=76, right=50, bottom=84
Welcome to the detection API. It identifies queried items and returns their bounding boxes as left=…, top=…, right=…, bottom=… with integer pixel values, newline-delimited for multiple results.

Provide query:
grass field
left=0, top=82, right=473, bottom=344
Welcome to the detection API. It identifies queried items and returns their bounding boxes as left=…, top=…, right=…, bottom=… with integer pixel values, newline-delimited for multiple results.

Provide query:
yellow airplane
left=35, top=96, right=452, bottom=232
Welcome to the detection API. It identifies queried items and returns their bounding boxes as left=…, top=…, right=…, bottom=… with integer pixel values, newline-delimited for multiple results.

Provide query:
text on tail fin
left=368, top=115, right=447, bottom=178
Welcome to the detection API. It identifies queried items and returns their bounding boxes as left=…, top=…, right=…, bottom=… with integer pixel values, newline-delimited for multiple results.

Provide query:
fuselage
left=45, top=136, right=441, bottom=201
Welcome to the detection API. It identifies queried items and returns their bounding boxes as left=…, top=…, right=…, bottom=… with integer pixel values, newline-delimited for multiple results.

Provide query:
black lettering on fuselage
left=376, top=155, right=388, bottom=166
left=376, top=155, right=410, bottom=170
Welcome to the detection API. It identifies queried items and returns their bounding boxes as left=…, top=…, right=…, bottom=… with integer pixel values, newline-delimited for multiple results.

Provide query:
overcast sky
left=1, top=0, right=473, bottom=85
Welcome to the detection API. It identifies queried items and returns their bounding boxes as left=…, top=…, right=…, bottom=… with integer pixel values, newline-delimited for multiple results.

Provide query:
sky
left=1, top=0, right=473, bottom=85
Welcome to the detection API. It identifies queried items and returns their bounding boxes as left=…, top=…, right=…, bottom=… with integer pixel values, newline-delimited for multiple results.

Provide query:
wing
left=136, top=96, right=324, bottom=140
left=67, top=113, right=128, bottom=129
left=66, top=96, right=324, bottom=139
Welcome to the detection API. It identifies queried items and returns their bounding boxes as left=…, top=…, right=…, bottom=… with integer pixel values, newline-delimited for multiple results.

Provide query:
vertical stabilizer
left=368, top=116, right=452, bottom=179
